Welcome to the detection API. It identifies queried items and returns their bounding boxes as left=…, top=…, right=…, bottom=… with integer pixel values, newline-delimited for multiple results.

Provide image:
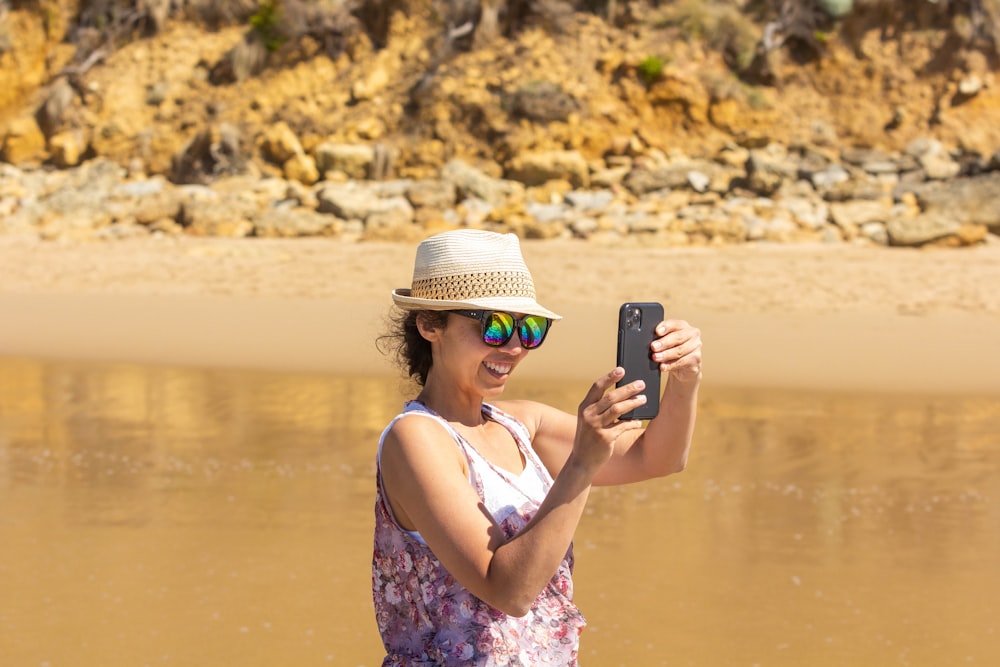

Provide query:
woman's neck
left=416, top=378, right=485, bottom=427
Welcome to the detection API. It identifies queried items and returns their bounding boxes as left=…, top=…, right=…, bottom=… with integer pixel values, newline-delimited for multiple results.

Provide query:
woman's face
left=425, top=312, right=529, bottom=398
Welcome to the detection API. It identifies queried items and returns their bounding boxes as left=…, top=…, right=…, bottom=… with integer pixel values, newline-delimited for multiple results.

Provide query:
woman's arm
left=379, top=374, right=643, bottom=617
left=506, top=319, right=702, bottom=486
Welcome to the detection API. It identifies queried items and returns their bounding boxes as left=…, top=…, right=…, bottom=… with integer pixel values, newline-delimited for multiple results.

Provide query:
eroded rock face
left=3, top=1, right=997, bottom=184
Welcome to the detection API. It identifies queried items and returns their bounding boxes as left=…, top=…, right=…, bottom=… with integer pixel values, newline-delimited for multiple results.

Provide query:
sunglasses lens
left=483, top=312, right=515, bottom=347
left=519, top=316, right=549, bottom=349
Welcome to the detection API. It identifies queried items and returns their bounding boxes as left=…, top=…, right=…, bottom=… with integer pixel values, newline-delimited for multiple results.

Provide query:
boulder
left=406, top=179, right=457, bottom=210
left=745, top=146, right=797, bottom=196
left=442, top=159, right=524, bottom=207
left=506, top=150, right=590, bottom=188
left=1, top=117, right=46, bottom=165
left=283, top=153, right=319, bottom=185
left=314, top=142, right=374, bottom=180
left=261, top=122, right=304, bottom=165
left=911, top=173, right=1000, bottom=233
left=48, top=130, right=87, bottom=168
left=886, top=212, right=960, bottom=246
left=180, top=196, right=257, bottom=237
left=254, top=207, right=340, bottom=238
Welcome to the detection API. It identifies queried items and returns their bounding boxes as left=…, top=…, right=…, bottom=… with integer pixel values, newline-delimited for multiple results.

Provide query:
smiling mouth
left=483, top=361, right=512, bottom=376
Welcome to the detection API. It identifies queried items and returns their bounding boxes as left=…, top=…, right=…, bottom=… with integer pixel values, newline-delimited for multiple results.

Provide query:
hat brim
left=392, top=289, right=562, bottom=320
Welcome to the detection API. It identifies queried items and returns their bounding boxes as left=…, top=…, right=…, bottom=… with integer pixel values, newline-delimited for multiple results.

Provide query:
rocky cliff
left=1, top=0, right=999, bottom=246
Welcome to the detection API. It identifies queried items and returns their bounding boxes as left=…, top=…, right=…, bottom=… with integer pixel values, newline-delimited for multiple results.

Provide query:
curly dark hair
left=377, top=309, right=449, bottom=386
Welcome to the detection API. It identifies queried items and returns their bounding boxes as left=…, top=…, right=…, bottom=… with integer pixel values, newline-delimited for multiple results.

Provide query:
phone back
left=616, top=302, right=663, bottom=420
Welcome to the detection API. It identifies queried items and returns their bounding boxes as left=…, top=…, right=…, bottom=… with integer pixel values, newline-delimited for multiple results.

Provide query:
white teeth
left=484, top=361, right=512, bottom=375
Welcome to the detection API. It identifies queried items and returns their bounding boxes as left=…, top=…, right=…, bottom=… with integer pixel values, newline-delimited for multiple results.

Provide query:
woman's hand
left=570, top=368, right=646, bottom=472
left=650, top=320, right=702, bottom=384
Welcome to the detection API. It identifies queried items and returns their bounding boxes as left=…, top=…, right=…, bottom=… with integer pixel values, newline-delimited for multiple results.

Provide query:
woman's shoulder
left=490, top=399, right=558, bottom=434
left=384, top=407, right=452, bottom=444
left=380, top=409, right=470, bottom=476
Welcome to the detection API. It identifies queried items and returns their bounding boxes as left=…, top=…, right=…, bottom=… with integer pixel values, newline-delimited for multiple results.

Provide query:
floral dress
left=372, top=401, right=586, bottom=666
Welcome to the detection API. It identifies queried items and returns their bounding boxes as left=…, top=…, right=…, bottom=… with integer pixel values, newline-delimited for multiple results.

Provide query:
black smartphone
left=616, top=302, right=663, bottom=421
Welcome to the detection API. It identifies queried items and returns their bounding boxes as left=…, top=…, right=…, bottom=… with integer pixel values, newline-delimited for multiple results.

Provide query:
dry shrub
left=0, top=1, right=11, bottom=55
left=185, top=0, right=258, bottom=29
left=655, top=0, right=763, bottom=72
left=210, top=0, right=364, bottom=84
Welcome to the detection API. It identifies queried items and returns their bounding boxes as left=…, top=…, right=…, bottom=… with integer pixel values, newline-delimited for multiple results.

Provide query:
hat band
left=411, top=271, right=536, bottom=302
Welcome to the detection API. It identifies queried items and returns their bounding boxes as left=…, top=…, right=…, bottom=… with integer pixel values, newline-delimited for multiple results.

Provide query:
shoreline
left=3, top=236, right=999, bottom=395
left=3, top=294, right=1000, bottom=395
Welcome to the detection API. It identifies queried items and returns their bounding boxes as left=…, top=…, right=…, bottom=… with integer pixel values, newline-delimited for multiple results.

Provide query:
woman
left=373, top=229, right=702, bottom=665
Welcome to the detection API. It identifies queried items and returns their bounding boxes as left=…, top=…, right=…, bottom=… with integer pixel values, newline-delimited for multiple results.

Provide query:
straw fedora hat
left=392, top=229, right=561, bottom=320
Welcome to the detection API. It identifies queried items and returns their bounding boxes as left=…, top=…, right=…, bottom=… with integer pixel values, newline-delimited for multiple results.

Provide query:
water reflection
left=1, top=358, right=998, bottom=666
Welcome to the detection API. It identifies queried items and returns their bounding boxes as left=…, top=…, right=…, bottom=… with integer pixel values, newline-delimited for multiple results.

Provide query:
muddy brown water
left=1, top=357, right=998, bottom=666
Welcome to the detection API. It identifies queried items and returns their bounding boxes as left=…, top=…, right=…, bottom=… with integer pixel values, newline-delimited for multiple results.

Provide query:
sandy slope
left=2, top=236, right=999, bottom=393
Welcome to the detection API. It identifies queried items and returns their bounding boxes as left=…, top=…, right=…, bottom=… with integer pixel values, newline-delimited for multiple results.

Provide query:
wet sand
left=2, top=235, right=999, bottom=393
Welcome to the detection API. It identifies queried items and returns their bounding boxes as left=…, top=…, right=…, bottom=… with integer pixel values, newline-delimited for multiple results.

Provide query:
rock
left=860, top=222, right=889, bottom=245
left=39, top=208, right=114, bottom=240
left=48, top=130, right=87, bottom=168
left=94, top=223, right=151, bottom=240
left=283, top=153, right=319, bottom=185
left=261, top=122, right=303, bottom=164
left=821, top=174, right=886, bottom=202
left=365, top=196, right=416, bottom=230
left=745, top=145, right=797, bottom=196
left=569, top=216, right=600, bottom=238
left=820, top=225, right=844, bottom=243
left=905, top=137, right=961, bottom=180
left=527, top=180, right=572, bottom=204
left=253, top=207, right=340, bottom=237
left=0, top=209, right=41, bottom=237
left=351, top=61, right=390, bottom=102
left=1, top=117, right=46, bottom=165
left=910, top=173, right=1000, bottom=233
left=115, top=178, right=166, bottom=198
left=780, top=196, right=830, bottom=230
left=676, top=169, right=704, bottom=195
left=406, top=179, right=457, bottom=210
left=623, top=165, right=691, bottom=195
left=316, top=182, right=374, bottom=219
left=958, top=76, right=983, bottom=97
left=180, top=196, right=257, bottom=237
left=131, top=189, right=182, bottom=225
left=149, top=218, right=184, bottom=236
left=506, top=150, right=590, bottom=188
left=507, top=81, right=580, bottom=123
left=818, top=0, right=853, bottom=19
left=316, top=182, right=414, bottom=228
left=314, top=142, right=374, bottom=180
left=454, top=197, right=495, bottom=227
left=590, top=165, right=630, bottom=188
left=886, top=212, right=960, bottom=246
left=525, top=201, right=571, bottom=223
left=809, top=164, right=850, bottom=190
left=284, top=180, right=318, bottom=209
left=171, top=124, right=249, bottom=185
left=36, top=78, right=75, bottom=137
left=757, top=216, right=799, bottom=243
left=565, top=189, right=615, bottom=212
left=442, top=160, right=524, bottom=207
left=955, top=223, right=988, bottom=246
left=702, top=215, right=749, bottom=243
left=620, top=211, right=671, bottom=235
left=829, top=200, right=892, bottom=228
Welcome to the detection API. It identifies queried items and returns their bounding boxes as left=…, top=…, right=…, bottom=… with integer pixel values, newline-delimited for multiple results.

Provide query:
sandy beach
left=2, top=235, right=999, bottom=394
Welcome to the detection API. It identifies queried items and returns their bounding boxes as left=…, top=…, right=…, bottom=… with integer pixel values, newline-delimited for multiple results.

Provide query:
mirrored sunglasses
left=451, top=310, right=551, bottom=350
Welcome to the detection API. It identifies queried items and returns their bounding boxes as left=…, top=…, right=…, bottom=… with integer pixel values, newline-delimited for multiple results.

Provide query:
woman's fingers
left=651, top=320, right=702, bottom=376
left=580, top=368, right=649, bottom=424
